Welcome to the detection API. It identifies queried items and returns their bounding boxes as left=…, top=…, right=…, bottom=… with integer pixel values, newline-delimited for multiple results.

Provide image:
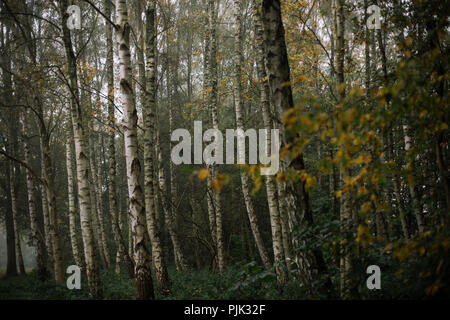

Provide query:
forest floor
left=0, top=263, right=303, bottom=300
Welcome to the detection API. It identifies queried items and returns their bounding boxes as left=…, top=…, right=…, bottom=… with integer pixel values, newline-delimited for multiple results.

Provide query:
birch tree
left=207, top=0, right=225, bottom=274
left=261, top=0, right=331, bottom=294
left=335, top=0, right=353, bottom=299
left=144, top=0, right=171, bottom=292
left=104, top=0, right=135, bottom=278
left=115, top=0, right=155, bottom=299
left=21, top=112, right=47, bottom=280
left=66, top=138, right=84, bottom=269
left=235, top=0, right=271, bottom=271
left=59, top=0, right=102, bottom=299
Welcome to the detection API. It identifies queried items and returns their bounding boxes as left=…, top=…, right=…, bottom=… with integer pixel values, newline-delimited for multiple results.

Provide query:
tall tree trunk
left=87, top=166, right=105, bottom=268
left=7, top=105, right=25, bottom=276
left=1, top=25, right=17, bottom=278
left=66, top=139, right=84, bottom=270
left=261, top=0, right=331, bottom=294
left=207, top=0, right=225, bottom=274
left=96, top=133, right=111, bottom=266
left=391, top=153, right=410, bottom=239
left=88, top=119, right=109, bottom=269
left=232, top=0, right=271, bottom=271
left=435, top=133, right=450, bottom=230
left=168, top=87, right=188, bottom=271
left=5, top=163, right=17, bottom=278
left=335, top=0, right=354, bottom=299
left=201, top=1, right=217, bottom=266
left=329, top=0, right=339, bottom=218
left=144, top=1, right=171, bottom=292
left=21, top=112, right=47, bottom=280
left=59, top=0, right=102, bottom=299
left=115, top=0, right=155, bottom=299
left=40, top=149, right=53, bottom=272
left=258, top=0, right=292, bottom=285
left=105, top=0, right=134, bottom=278
left=376, top=24, right=396, bottom=240
left=403, top=125, right=425, bottom=234
left=364, top=0, right=371, bottom=96
left=163, top=8, right=189, bottom=271
left=39, top=125, right=63, bottom=283
left=9, top=160, right=25, bottom=275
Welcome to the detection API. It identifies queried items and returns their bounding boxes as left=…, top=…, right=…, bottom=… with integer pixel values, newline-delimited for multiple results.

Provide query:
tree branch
left=0, top=150, right=47, bottom=187
left=81, top=0, right=117, bottom=29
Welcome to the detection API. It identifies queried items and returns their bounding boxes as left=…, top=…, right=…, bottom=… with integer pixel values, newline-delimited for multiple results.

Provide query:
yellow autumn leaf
left=210, top=179, right=222, bottom=192
left=210, top=174, right=229, bottom=193
left=385, top=243, right=394, bottom=252
left=198, top=169, right=209, bottom=181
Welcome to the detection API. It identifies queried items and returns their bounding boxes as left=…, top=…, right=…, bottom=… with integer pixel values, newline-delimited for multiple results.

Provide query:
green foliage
left=2, top=236, right=449, bottom=300
left=0, top=270, right=86, bottom=300
left=0, top=264, right=302, bottom=300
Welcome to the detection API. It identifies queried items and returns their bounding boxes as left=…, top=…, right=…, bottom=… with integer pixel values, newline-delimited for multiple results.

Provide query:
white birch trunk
left=59, top=0, right=102, bottom=298
left=66, top=139, right=84, bottom=269
left=144, top=1, right=171, bottom=292
left=116, top=0, right=154, bottom=299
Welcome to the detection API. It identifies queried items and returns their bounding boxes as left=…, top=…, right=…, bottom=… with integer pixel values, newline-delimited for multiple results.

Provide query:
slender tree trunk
left=201, top=2, right=217, bottom=266
left=1, top=26, right=17, bottom=278
left=156, top=125, right=183, bottom=272
left=66, top=139, right=84, bottom=269
left=231, top=0, right=271, bottom=271
left=162, top=11, right=189, bottom=271
left=88, top=167, right=105, bottom=268
left=5, top=164, right=17, bottom=277
left=335, top=0, right=354, bottom=299
left=364, top=0, right=371, bottom=96
left=40, top=149, right=53, bottom=272
left=116, top=0, right=155, bottom=299
left=168, top=100, right=188, bottom=271
left=375, top=14, right=396, bottom=240
left=435, top=133, right=450, bottom=230
left=39, top=129, right=63, bottom=283
left=329, top=1, right=339, bottom=218
left=403, top=125, right=425, bottom=234
left=7, top=109, right=24, bottom=275
left=207, top=0, right=225, bottom=274
left=127, top=194, right=133, bottom=260
left=59, top=0, right=102, bottom=299
left=9, top=161, right=25, bottom=275
left=88, top=123, right=109, bottom=269
left=96, top=133, right=111, bottom=266
left=392, top=159, right=409, bottom=239
left=144, top=1, right=171, bottom=292
left=105, top=0, right=134, bottom=278
left=21, top=112, right=47, bottom=280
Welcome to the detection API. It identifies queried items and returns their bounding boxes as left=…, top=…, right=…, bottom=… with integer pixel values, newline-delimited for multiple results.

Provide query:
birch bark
left=116, top=0, right=155, bottom=299
left=59, top=0, right=102, bottom=298
left=104, top=0, right=135, bottom=277
left=144, top=1, right=171, bottom=292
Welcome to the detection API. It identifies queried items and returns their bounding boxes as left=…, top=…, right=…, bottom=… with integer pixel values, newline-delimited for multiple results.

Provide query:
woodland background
left=0, top=0, right=449, bottom=299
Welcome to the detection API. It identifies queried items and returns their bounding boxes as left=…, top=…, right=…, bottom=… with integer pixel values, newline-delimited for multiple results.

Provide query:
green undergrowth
left=0, top=262, right=302, bottom=300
